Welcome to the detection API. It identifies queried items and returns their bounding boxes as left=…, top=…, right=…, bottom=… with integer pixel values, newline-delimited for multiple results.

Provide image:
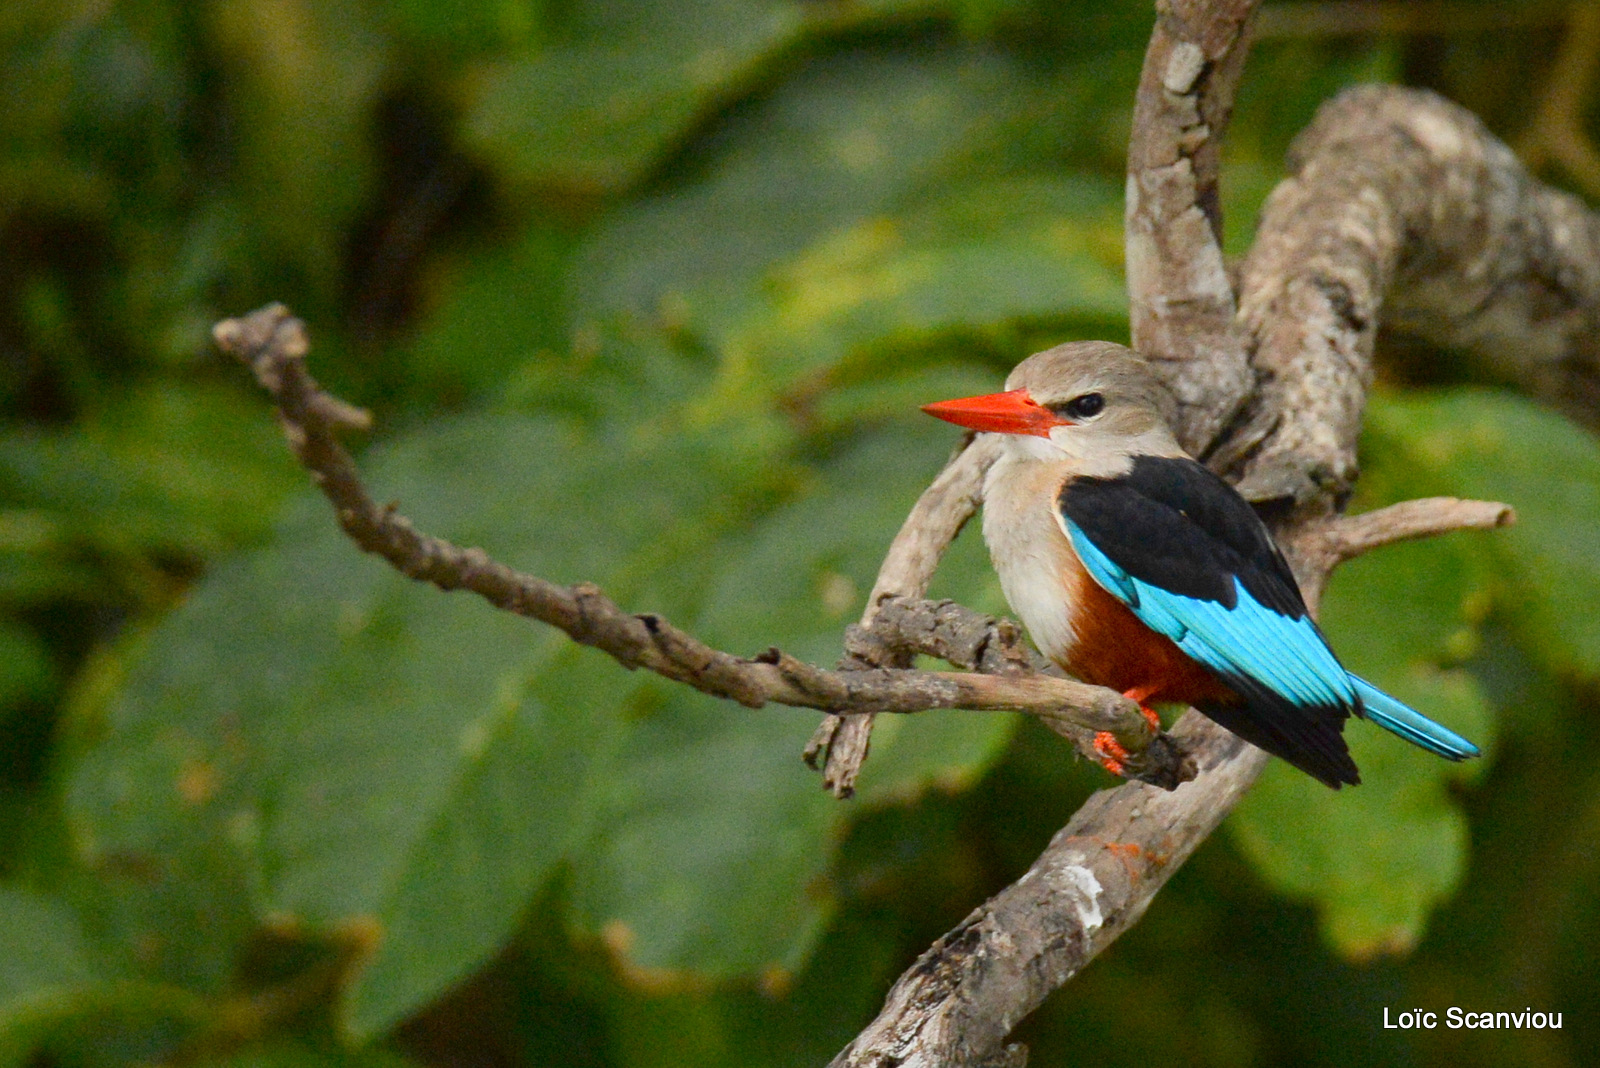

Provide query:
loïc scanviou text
left=1383, top=1008, right=1562, bottom=1030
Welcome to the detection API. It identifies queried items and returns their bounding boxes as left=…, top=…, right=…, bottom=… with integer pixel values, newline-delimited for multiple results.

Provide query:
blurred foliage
left=2, top=0, right=1598, bottom=1066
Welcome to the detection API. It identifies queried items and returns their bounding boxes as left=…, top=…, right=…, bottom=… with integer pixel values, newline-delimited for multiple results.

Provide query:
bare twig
left=213, top=305, right=1184, bottom=780
left=1297, top=497, right=1516, bottom=603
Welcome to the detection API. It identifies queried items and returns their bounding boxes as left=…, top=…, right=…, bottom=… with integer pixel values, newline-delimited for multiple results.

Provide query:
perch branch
left=213, top=305, right=1186, bottom=781
left=806, top=434, right=1004, bottom=796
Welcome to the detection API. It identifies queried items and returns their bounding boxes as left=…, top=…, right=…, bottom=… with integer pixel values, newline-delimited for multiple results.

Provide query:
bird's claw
left=1121, top=687, right=1162, bottom=733
left=1093, top=731, right=1130, bottom=776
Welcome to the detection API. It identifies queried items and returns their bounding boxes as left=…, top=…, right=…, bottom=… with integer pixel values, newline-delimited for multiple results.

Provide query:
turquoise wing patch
left=1064, top=520, right=1355, bottom=710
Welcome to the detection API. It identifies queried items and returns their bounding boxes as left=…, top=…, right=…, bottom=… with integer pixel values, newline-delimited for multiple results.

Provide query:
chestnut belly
left=1064, top=569, right=1239, bottom=707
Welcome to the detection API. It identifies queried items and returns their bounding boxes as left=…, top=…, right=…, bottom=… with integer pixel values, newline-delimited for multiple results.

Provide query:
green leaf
left=196, top=1041, right=424, bottom=1068
left=1365, top=389, right=1600, bottom=677
left=396, top=223, right=578, bottom=406
left=65, top=413, right=772, bottom=1038
left=1230, top=667, right=1489, bottom=958
left=0, top=384, right=305, bottom=561
left=699, top=175, right=1127, bottom=397
left=462, top=0, right=940, bottom=193
left=205, top=0, right=388, bottom=293
left=0, top=886, right=95, bottom=1004
left=0, top=618, right=55, bottom=718
left=566, top=48, right=1136, bottom=415
left=569, top=47, right=1125, bottom=326
left=383, top=0, right=542, bottom=55
left=0, top=888, right=211, bottom=1068
left=572, top=420, right=1013, bottom=980
left=464, top=0, right=802, bottom=193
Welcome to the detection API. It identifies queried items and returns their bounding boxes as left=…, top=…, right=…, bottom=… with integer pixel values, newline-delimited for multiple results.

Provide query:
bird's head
left=922, top=341, right=1181, bottom=465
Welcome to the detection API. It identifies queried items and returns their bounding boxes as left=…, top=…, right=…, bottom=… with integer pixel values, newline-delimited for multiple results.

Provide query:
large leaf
left=202, top=0, right=389, bottom=294
left=697, top=174, right=1128, bottom=400
left=1230, top=665, right=1489, bottom=958
left=65, top=412, right=773, bottom=1039
left=1364, top=389, right=1600, bottom=677
left=569, top=46, right=1133, bottom=331
left=571, top=419, right=1014, bottom=980
left=0, top=384, right=304, bottom=563
left=462, top=0, right=940, bottom=193
left=0, top=886, right=95, bottom=1008
left=0, top=887, right=209, bottom=1068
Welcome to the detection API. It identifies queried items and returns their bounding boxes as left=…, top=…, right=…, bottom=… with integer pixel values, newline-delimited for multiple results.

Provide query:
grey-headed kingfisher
left=923, top=341, right=1480, bottom=787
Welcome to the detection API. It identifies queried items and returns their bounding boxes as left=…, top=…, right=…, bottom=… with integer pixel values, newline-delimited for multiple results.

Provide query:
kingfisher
left=922, top=341, right=1480, bottom=787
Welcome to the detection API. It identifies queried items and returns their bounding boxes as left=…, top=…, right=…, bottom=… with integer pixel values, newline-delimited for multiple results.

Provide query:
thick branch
left=213, top=306, right=1183, bottom=774
left=833, top=714, right=1264, bottom=1068
left=1125, top=0, right=1260, bottom=455
left=1231, top=84, right=1600, bottom=506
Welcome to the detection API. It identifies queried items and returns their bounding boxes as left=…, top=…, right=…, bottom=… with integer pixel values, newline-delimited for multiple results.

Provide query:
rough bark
left=1125, top=0, right=1259, bottom=456
left=1230, top=84, right=1600, bottom=507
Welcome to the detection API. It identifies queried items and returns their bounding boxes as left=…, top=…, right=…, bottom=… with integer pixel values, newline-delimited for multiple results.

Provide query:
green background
left=1, top=0, right=1596, bottom=1065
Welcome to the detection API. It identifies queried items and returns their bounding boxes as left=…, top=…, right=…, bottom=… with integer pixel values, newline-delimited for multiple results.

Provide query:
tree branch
left=212, top=305, right=1189, bottom=782
left=1125, top=0, right=1260, bottom=456
left=832, top=714, right=1264, bottom=1068
left=1230, top=84, right=1600, bottom=507
left=806, top=434, right=1004, bottom=796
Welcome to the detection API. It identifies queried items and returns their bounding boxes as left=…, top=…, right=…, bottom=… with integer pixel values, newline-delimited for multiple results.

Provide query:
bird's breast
left=982, top=457, right=1235, bottom=707
left=982, top=459, right=1084, bottom=668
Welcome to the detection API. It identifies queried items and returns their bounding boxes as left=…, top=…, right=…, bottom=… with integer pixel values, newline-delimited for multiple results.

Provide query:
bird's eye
left=1062, top=392, right=1105, bottom=420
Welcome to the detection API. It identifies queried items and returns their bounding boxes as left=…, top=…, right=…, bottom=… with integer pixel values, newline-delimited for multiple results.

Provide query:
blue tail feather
left=1350, top=675, right=1481, bottom=761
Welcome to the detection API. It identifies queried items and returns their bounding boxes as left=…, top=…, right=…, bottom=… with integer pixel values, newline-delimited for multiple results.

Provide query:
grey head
left=997, top=341, right=1185, bottom=470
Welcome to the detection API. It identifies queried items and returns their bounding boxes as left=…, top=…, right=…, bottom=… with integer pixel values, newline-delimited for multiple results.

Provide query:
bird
left=921, top=341, right=1480, bottom=788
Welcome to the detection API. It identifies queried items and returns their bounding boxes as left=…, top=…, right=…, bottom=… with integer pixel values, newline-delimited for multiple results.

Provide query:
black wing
left=1057, top=456, right=1360, bottom=787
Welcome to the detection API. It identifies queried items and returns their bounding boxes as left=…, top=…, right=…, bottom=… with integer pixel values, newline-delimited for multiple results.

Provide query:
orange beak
left=920, top=388, right=1066, bottom=438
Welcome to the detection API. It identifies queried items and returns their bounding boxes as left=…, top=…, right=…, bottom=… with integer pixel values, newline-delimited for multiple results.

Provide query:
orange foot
left=1122, top=686, right=1162, bottom=732
left=1093, top=731, right=1129, bottom=776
